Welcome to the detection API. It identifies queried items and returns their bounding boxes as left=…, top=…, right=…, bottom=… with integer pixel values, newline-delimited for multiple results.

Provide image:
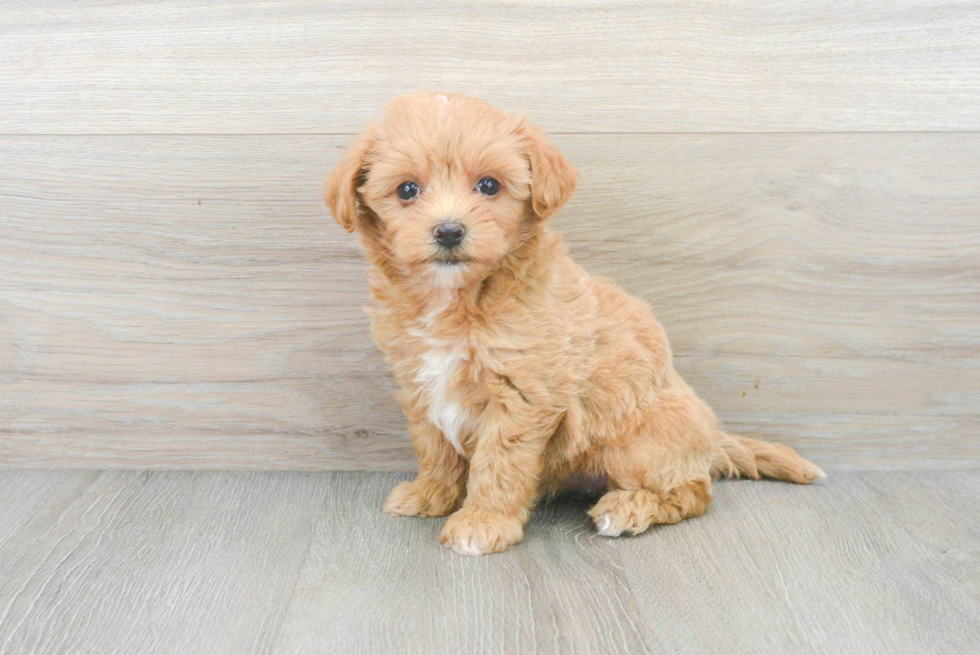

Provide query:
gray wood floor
left=1, top=471, right=978, bottom=654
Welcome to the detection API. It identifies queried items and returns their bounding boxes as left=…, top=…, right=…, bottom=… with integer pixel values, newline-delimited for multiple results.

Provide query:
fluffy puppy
left=325, top=91, right=823, bottom=556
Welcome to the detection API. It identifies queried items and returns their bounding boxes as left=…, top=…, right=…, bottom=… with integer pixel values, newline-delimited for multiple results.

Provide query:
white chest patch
left=416, top=341, right=469, bottom=455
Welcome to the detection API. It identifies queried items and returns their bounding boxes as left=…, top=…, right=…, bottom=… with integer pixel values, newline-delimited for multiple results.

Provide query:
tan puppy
left=325, top=91, right=823, bottom=556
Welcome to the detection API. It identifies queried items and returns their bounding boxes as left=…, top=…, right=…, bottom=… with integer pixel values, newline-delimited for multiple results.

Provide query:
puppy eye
left=477, top=177, right=500, bottom=196
left=397, top=181, right=420, bottom=201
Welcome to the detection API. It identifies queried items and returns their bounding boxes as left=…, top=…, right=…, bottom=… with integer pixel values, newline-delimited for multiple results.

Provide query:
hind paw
left=588, top=490, right=657, bottom=537
left=589, top=482, right=712, bottom=537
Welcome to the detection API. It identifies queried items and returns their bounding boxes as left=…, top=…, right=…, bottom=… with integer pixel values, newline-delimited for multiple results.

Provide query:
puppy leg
left=589, top=389, right=715, bottom=536
left=384, top=419, right=466, bottom=517
left=589, top=479, right=711, bottom=537
left=440, top=412, right=557, bottom=556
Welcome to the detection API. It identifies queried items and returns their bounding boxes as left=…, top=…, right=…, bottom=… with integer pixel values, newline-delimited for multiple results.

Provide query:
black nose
left=433, top=221, right=465, bottom=249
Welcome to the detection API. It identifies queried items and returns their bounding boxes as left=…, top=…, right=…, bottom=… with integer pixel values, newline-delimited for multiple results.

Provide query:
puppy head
left=324, top=91, right=577, bottom=289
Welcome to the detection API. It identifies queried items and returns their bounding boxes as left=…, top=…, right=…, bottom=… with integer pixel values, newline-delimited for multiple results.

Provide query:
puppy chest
left=414, top=342, right=474, bottom=455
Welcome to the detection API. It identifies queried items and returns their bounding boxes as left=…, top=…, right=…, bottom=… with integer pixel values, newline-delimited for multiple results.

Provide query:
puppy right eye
left=397, top=181, right=420, bottom=201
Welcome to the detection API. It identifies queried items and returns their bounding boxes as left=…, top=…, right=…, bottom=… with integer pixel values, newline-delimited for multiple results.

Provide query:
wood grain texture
left=0, top=470, right=329, bottom=655
left=273, top=472, right=655, bottom=655
left=859, top=471, right=980, bottom=600
left=2, top=1, right=979, bottom=134
left=4, top=470, right=978, bottom=654
left=616, top=474, right=980, bottom=654
left=1, top=133, right=978, bottom=470
left=0, top=470, right=87, bottom=554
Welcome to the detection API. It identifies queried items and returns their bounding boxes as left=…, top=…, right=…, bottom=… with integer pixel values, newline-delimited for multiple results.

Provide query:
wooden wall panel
left=1, top=1, right=979, bottom=134
left=1, top=134, right=977, bottom=469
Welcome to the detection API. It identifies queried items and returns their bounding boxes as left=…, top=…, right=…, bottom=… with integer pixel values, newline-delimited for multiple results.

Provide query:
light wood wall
left=1, top=2, right=978, bottom=470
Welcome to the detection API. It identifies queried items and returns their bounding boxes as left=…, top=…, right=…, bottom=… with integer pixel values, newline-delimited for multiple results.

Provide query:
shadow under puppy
left=324, top=91, right=823, bottom=556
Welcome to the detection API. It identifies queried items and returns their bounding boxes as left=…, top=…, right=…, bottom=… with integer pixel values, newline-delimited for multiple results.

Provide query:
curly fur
left=324, top=91, right=823, bottom=555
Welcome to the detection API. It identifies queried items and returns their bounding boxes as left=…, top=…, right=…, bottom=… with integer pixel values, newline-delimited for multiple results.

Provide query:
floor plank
left=859, top=471, right=980, bottom=601
left=272, top=473, right=656, bottom=655
left=616, top=476, right=980, bottom=654
left=0, top=470, right=979, bottom=654
left=2, top=1, right=978, bottom=133
left=0, top=471, right=328, bottom=655
left=2, top=134, right=978, bottom=470
left=0, top=470, right=95, bottom=554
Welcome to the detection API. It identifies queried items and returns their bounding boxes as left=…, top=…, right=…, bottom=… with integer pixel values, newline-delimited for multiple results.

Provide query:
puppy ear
left=324, top=133, right=373, bottom=233
left=519, top=120, right=578, bottom=220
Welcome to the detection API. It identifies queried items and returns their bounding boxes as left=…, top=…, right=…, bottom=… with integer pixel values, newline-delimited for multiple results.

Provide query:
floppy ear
left=519, top=120, right=578, bottom=220
left=324, top=133, right=373, bottom=233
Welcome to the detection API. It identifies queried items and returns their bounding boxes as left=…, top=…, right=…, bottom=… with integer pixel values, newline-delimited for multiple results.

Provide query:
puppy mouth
left=431, top=256, right=470, bottom=266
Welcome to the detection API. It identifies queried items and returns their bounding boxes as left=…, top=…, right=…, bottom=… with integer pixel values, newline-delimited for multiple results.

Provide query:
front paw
left=383, top=479, right=459, bottom=517
left=439, top=508, right=524, bottom=556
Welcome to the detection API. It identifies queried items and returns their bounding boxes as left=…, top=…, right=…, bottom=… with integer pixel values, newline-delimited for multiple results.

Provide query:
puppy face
left=325, top=92, right=578, bottom=289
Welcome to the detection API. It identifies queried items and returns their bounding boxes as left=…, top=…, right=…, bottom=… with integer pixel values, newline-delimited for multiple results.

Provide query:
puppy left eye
left=397, top=181, right=420, bottom=201
left=477, top=177, right=500, bottom=196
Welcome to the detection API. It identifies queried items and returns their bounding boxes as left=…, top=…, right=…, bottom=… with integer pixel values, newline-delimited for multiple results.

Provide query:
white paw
left=450, top=536, right=486, bottom=557
left=440, top=509, right=524, bottom=555
left=596, top=513, right=625, bottom=537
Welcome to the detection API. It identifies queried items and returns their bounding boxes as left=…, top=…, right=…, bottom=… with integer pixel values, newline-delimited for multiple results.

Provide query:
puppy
left=324, top=91, right=823, bottom=556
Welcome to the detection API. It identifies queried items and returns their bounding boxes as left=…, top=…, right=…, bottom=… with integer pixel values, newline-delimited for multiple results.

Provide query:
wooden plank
left=616, top=474, right=980, bottom=654
left=1, top=134, right=978, bottom=469
left=0, top=470, right=94, bottom=554
left=273, top=472, right=659, bottom=654
left=1, top=1, right=979, bottom=134
left=0, top=470, right=328, bottom=655
left=859, top=471, right=980, bottom=600
left=1, top=471, right=979, bottom=653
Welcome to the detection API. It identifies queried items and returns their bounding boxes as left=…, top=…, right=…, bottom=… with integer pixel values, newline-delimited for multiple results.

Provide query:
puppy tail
left=710, top=432, right=824, bottom=484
